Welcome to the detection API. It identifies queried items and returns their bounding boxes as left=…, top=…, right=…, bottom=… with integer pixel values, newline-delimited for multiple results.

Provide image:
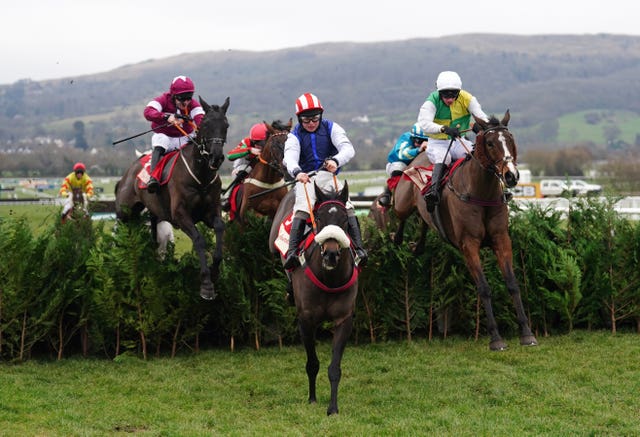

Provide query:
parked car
left=539, top=179, right=576, bottom=197
left=569, top=180, right=602, bottom=196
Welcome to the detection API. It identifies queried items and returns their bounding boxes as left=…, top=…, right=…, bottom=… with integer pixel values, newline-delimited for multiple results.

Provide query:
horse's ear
left=199, top=96, right=211, bottom=112
left=501, top=109, right=510, bottom=127
left=473, top=115, right=488, bottom=130
left=340, top=181, right=349, bottom=204
left=221, top=97, right=230, bottom=114
left=287, top=118, right=293, bottom=130
left=314, top=182, right=325, bottom=202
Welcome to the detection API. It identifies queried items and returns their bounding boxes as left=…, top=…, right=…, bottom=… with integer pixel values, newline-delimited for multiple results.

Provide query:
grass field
left=1, top=332, right=638, bottom=436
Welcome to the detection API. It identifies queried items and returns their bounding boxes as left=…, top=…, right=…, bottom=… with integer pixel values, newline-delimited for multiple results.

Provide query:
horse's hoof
left=327, top=407, right=338, bottom=416
left=200, top=286, right=216, bottom=301
left=520, top=335, right=538, bottom=346
left=489, top=340, right=508, bottom=351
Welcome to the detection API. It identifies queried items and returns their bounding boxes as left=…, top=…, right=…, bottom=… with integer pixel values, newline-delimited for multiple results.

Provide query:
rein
left=446, top=126, right=513, bottom=207
left=300, top=198, right=360, bottom=293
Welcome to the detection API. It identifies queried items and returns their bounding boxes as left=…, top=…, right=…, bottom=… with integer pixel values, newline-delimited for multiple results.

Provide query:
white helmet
left=436, top=71, right=462, bottom=91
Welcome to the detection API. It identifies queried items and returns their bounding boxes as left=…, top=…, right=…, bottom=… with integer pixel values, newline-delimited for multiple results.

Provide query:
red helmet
left=249, top=123, right=268, bottom=141
left=169, top=76, right=195, bottom=95
left=295, top=93, right=323, bottom=115
left=73, top=162, right=86, bottom=172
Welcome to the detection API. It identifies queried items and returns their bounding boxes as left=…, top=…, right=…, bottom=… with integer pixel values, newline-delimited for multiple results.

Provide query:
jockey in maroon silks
left=143, top=75, right=205, bottom=193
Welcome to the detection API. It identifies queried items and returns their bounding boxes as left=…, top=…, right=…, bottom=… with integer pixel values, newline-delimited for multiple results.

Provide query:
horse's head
left=262, top=118, right=292, bottom=175
left=472, top=110, right=519, bottom=188
left=195, top=96, right=230, bottom=171
left=313, top=182, right=350, bottom=270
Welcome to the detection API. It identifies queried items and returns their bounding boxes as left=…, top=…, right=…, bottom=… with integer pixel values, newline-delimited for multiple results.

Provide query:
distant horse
left=229, top=119, right=291, bottom=225
left=412, top=111, right=537, bottom=350
left=269, top=182, right=359, bottom=415
left=61, top=187, right=90, bottom=224
left=114, top=96, right=230, bottom=300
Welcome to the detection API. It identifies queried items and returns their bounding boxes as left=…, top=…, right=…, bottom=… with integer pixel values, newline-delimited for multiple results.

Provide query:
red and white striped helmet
left=295, top=93, right=324, bottom=115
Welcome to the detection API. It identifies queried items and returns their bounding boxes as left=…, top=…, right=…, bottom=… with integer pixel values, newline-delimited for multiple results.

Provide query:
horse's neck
left=181, top=145, right=217, bottom=185
left=251, top=160, right=282, bottom=183
left=456, top=157, right=501, bottom=197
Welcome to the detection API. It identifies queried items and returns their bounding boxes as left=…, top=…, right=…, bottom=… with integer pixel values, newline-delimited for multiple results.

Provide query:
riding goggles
left=439, top=89, right=460, bottom=99
left=175, top=92, right=193, bottom=102
left=300, top=115, right=321, bottom=124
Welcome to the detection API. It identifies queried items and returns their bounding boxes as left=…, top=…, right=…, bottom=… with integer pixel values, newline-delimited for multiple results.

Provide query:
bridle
left=258, top=131, right=288, bottom=175
left=476, top=125, right=517, bottom=186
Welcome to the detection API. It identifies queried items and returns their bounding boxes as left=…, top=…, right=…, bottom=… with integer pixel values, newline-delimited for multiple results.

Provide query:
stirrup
left=147, top=177, right=159, bottom=193
left=283, top=251, right=300, bottom=270
left=378, top=194, right=390, bottom=207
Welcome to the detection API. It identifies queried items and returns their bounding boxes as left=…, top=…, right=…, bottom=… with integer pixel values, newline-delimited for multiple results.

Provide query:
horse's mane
left=271, top=119, right=291, bottom=131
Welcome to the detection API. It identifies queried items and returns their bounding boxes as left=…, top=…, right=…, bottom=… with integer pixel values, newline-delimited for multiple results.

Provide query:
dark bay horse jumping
left=412, top=111, right=537, bottom=350
left=269, top=182, right=359, bottom=415
left=114, top=96, right=230, bottom=300
left=230, top=119, right=291, bottom=225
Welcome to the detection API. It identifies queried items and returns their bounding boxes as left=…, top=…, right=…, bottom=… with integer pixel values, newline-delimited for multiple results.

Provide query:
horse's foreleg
left=299, top=320, right=319, bottom=405
left=181, top=222, right=215, bottom=300
left=156, top=221, right=174, bottom=260
left=327, top=313, right=353, bottom=415
left=462, top=244, right=506, bottom=351
left=210, top=215, right=225, bottom=283
left=393, top=220, right=406, bottom=245
left=493, top=238, right=538, bottom=346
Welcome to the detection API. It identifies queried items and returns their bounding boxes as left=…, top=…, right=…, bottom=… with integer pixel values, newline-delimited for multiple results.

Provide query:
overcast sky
left=2, top=0, right=638, bottom=85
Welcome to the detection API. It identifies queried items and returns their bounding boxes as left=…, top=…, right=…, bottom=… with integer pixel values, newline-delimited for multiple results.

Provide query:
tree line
left=1, top=197, right=639, bottom=362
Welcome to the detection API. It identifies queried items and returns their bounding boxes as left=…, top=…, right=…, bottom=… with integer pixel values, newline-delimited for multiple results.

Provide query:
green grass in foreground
left=1, top=332, right=639, bottom=436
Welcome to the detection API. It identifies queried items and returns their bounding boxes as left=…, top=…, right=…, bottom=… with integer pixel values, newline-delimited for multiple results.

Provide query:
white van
left=540, top=179, right=575, bottom=197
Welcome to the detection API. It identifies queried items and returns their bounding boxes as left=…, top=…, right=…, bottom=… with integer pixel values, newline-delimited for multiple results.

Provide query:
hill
left=1, top=33, right=640, bottom=172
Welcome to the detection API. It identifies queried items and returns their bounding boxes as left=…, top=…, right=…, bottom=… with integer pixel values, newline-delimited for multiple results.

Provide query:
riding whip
left=112, top=122, right=172, bottom=145
left=248, top=170, right=318, bottom=199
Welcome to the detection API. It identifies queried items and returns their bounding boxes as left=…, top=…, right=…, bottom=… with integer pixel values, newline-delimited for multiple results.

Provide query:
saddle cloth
left=274, top=212, right=313, bottom=258
left=136, top=151, right=180, bottom=190
left=403, top=158, right=465, bottom=195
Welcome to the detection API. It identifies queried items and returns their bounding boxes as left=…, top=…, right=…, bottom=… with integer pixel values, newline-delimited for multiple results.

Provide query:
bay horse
left=413, top=111, right=537, bottom=350
left=229, top=119, right=291, bottom=225
left=114, top=96, right=230, bottom=300
left=269, top=182, right=359, bottom=415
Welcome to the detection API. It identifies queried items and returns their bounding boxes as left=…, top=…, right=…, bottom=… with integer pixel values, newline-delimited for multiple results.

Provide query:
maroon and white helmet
left=169, top=76, right=195, bottom=95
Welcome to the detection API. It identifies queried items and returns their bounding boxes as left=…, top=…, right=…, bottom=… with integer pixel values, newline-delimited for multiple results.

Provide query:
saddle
left=273, top=212, right=315, bottom=258
left=402, top=158, right=465, bottom=196
left=136, top=151, right=180, bottom=190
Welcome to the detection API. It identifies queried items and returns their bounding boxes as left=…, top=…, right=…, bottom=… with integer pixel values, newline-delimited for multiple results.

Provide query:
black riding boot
left=147, top=146, right=164, bottom=194
left=378, top=170, right=403, bottom=207
left=378, top=186, right=392, bottom=207
left=424, top=163, right=445, bottom=212
left=347, top=215, right=368, bottom=267
left=283, top=216, right=306, bottom=270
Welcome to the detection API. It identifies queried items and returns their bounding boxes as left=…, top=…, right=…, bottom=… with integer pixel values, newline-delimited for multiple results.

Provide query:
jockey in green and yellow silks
left=416, top=71, right=490, bottom=212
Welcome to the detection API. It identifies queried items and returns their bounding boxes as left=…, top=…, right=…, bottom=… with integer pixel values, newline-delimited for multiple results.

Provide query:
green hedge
left=1, top=197, right=639, bottom=362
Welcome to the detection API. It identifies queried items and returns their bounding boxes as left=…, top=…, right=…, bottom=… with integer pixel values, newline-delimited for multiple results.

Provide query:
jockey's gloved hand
left=175, top=113, right=193, bottom=121
left=237, top=170, right=249, bottom=180
left=442, top=126, right=461, bottom=138
left=472, top=123, right=482, bottom=134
